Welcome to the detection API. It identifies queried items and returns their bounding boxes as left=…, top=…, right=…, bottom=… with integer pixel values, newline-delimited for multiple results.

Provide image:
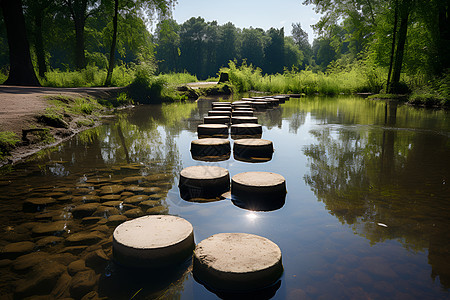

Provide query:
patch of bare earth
left=0, top=85, right=125, bottom=166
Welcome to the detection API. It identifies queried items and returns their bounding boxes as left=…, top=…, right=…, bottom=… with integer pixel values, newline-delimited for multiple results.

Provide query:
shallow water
left=0, top=96, right=449, bottom=299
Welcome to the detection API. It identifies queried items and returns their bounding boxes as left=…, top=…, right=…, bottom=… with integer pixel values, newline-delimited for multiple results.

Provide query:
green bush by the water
left=221, top=60, right=386, bottom=95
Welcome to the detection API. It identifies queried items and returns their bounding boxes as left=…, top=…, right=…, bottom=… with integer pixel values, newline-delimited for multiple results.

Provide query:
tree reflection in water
left=303, top=100, right=450, bottom=287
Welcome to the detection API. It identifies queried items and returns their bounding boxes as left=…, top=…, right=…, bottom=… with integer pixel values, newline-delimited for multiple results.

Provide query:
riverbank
left=0, top=86, right=127, bottom=167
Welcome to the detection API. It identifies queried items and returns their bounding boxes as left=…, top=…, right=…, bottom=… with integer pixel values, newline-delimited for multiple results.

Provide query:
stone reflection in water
left=303, top=101, right=450, bottom=288
left=0, top=101, right=200, bottom=298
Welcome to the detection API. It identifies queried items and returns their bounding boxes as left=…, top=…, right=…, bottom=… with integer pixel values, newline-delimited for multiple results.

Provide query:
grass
left=220, top=61, right=386, bottom=95
left=0, top=131, right=20, bottom=160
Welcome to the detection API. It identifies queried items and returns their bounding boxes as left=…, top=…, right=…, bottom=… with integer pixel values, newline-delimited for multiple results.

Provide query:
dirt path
left=0, top=86, right=125, bottom=135
left=0, top=85, right=126, bottom=166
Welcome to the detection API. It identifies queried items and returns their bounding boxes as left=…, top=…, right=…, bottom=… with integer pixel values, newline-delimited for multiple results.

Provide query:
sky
left=170, top=0, right=322, bottom=44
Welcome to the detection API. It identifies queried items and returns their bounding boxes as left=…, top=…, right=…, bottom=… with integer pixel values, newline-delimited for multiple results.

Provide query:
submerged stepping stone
left=233, top=139, right=273, bottom=162
left=113, top=215, right=194, bottom=268
left=232, top=110, right=254, bottom=117
left=197, top=124, right=229, bottom=137
left=191, top=138, right=231, bottom=158
left=23, top=197, right=57, bottom=212
left=179, top=166, right=230, bottom=200
left=208, top=110, right=232, bottom=117
left=231, top=116, right=258, bottom=125
left=193, top=233, right=283, bottom=292
left=231, top=172, right=286, bottom=202
left=204, top=116, right=230, bottom=125
left=230, top=124, right=262, bottom=136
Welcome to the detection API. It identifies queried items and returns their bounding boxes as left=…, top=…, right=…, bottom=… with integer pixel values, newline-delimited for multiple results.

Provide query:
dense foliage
left=0, top=0, right=449, bottom=103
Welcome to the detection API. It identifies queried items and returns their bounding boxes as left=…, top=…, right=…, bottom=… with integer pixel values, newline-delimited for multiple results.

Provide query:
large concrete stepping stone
left=232, top=110, right=254, bottom=117
left=230, top=124, right=262, bottom=136
left=197, top=124, right=228, bottom=137
left=204, top=116, right=230, bottom=125
left=193, top=233, right=283, bottom=292
left=231, top=172, right=286, bottom=210
left=233, top=139, right=273, bottom=162
left=179, top=166, right=230, bottom=200
left=113, top=215, right=194, bottom=268
left=190, top=138, right=231, bottom=158
left=231, top=116, right=258, bottom=124
left=208, top=110, right=231, bottom=117
left=212, top=101, right=231, bottom=107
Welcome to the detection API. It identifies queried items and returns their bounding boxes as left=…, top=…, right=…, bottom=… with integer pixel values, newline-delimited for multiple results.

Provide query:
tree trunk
left=389, top=1, right=410, bottom=94
left=386, top=0, right=398, bottom=93
left=105, top=0, right=119, bottom=86
left=1, top=0, right=40, bottom=86
left=74, top=16, right=87, bottom=70
left=34, top=9, right=47, bottom=78
left=437, top=0, right=450, bottom=72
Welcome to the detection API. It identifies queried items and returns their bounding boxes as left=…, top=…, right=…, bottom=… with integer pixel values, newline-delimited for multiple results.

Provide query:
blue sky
left=171, top=0, right=322, bottom=44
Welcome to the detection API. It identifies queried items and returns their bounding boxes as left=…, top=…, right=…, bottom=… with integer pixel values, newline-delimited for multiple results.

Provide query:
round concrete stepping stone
left=212, top=102, right=231, bottom=107
left=233, top=139, right=273, bottom=162
left=179, top=166, right=230, bottom=200
left=231, top=116, right=258, bottom=124
left=232, top=110, right=254, bottom=117
left=191, top=138, right=231, bottom=158
left=204, top=116, right=230, bottom=125
left=193, top=233, right=283, bottom=292
left=113, top=215, right=194, bottom=268
left=252, top=102, right=269, bottom=110
left=211, top=106, right=232, bottom=112
left=230, top=124, right=262, bottom=136
left=231, top=172, right=286, bottom=201
left=264, top=98, right=280, bottom=107
left=253, top=99, right=274, bottom=108
left=232, top=101, right=252, bottom=107
left=208, top=110, right=231, bottom=117
left=233, top=107, right=254, bottom=111
left=197, top=124, right=229, bottom=137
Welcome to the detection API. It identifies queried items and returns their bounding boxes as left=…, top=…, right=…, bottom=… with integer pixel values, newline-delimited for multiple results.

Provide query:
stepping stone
left=23, top=197, right=56, bottom=212
left=253, top=99, right=274, bottom=108
left=251, top=102, right=269, bottom=110
left=230, top=124, right=262, bottom=136
left=233, top=139, right=273, bottom=162
left=204, top=116, right=230, bottom=125
left=113, top=215, right=194, bottom=268
left=197, top=124, right=228, bottom=137
left=179, top=166, right=230, bottom=200
left=193, top=233, right=283, bottom=292
left=190, top=138, right=231, bottom=158
left=264, top=98, right=280, bottom=107
left=211, top=106, right=232, bottom=112
left=212, top=102, right=231, bottom=107
left=231, top=172, right=286, bottom=201
left=231, top=116, right=258, bottom=125
left=233, top=107, right=254, bottom=111
left=208, top=110, right=232, bottom=117
left=232, top=110, right=254, bottom=117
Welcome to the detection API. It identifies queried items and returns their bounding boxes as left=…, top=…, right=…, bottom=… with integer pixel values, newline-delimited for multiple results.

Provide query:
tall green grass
left=42, top=65, right=135, bottom=87
left=221, top=61, right=386, bottom=95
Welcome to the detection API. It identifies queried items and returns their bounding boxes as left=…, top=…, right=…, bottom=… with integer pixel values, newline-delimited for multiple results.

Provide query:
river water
left=0, top=96, right=449, bottom=299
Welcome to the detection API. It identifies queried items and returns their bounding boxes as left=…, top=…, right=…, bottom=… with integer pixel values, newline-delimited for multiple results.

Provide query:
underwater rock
left=1, top=241, right=35, bottom=259
left=32, top=221, right=70, bottom=236
left=66, top=231, right=104, bottom=246
left=123, top=195, right=149, bottom=205
left=23, top=197, right=56, bottom=212
left=69, top=269, right=97, bottom=299
left=72, top=203, right=101, bottom=218
left=68, top=259, right=89, bottom=276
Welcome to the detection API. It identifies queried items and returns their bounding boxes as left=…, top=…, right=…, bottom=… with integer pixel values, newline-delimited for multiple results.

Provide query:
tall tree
left=1, top=0, right=40, bottom=86
left=155, top=19, right=180, bottom=73
left=264, top=27, right=285, bottom=74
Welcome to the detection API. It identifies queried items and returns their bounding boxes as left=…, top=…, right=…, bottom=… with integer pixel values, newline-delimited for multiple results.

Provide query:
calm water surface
left=0, top=96, right=449, bottom=299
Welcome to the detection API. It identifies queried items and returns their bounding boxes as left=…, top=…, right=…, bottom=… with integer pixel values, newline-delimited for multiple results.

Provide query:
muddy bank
left=0, top=86, right=127, bottom=167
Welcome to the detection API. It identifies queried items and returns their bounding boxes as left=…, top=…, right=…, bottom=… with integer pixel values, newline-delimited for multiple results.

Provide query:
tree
left=1, top=0, right=40, bottom=86
left=155, top=19, right=180, bottom=73
left=264, top=27, right=285, bottom=74
left=291, top=22, right=312, bottom=67
left=216, top=22, right=239, bottom=69
left=241, top=27, right=266, bottom=68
